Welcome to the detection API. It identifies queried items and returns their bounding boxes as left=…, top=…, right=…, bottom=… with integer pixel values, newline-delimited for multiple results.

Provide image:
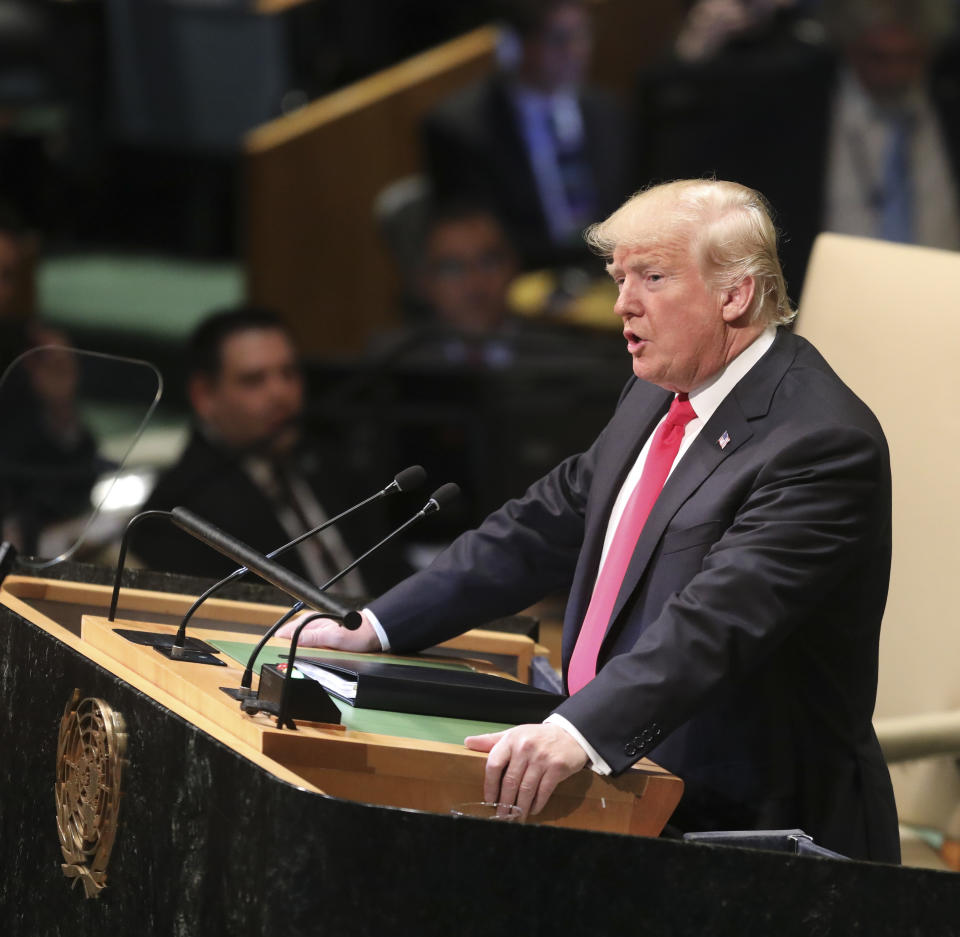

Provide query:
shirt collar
left=687, top=326, right=777, bottom=425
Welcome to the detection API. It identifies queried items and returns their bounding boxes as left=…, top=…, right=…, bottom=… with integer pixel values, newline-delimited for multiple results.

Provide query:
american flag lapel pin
left=717, top=430, right=731, bottom=450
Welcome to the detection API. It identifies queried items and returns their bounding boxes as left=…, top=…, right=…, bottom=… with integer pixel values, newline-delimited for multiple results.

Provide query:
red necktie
left=567, top=394, right=697, bottom=694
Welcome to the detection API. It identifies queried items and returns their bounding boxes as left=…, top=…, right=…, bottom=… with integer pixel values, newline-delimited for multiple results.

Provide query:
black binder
left=295, top=656, right=566, bottom=724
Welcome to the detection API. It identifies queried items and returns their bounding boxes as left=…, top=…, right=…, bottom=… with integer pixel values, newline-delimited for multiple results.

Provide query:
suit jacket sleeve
left=553, top=418, right=891, bottom=774
left=369, top=434, right=605, bottom=653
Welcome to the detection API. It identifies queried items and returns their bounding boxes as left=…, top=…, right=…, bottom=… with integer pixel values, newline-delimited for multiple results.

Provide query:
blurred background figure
left=417, top=201, right=518, bottom=344
left=375, top=198, right=610, bottom=366
left=638, top=0, right=959, bottom=296
left=0, top=208, right=76, bottom=367
left=820, top=0, right=960, bottom=250
left=133, top=307, right=409, bottom=593
left=357, top=197, right=624, bottom=543
left=0, top=208, right=100, bottom=556
left=0, top=207, right=38, bottom=369
left=423, top=0, right=632, bottom=270
left=673, top=0, right=822, bottom=64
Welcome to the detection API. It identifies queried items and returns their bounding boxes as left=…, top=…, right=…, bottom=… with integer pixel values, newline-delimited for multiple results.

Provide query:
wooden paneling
left=589, top=0, right=684, bottom=94
left=244, top=27, right=498, bottom=355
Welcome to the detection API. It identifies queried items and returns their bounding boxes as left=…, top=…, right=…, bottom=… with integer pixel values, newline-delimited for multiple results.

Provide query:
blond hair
left=584, top=179, right=796, bottom=326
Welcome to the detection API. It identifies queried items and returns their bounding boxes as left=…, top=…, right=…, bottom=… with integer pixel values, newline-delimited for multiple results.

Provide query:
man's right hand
left=275, top=609, right=381, bottom=652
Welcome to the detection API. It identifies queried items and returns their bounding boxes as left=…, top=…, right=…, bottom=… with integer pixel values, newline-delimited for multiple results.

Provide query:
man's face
left=521, top=2, right=593, bottom=93
left=192, top=328, right=303, bottom=454
left=847, top=24, right=929, bottom=103
left=419, top=215, right=516, bottom=335
left=609, top=239, right=737, bottom=394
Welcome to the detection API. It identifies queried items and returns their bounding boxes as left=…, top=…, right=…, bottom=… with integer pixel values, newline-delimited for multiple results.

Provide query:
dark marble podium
left=2, top=563, right=958, bottom=937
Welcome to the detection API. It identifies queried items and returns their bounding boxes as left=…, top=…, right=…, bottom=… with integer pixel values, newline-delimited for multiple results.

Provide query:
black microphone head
left=394, top=465, right=427, bottom=492
left=428, top=483, right=460, bottom=510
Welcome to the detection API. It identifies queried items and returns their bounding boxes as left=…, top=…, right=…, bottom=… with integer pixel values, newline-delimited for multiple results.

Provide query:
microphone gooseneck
left=108, top=510, right=174, bottom=622
left=171, top=466, right=427, bottom=650
left=109, top=510, right=222, bottom=662
left=240, top=482, right=462, bottom=687
left=340, top=484, right=461, bottom=631
left=170, top=507, right=354, bottom=617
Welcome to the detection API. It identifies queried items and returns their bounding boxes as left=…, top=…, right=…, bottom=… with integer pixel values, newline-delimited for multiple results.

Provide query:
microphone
left=423, top=482, right=460, bottom=514
left=384, top=464, right=428, bottom=495
left=169, top=506, right=355, bottom=618
left=341, top=483, right=459, bottom=629
left=108, top=469, right=428, bottom=666
left=113, top=506, right=362, bottom=667
left=170, top=465, right=425, bottom=653
left=235, top=483, right=461, bottom=725
left=257, top=464, right=424, bottom=566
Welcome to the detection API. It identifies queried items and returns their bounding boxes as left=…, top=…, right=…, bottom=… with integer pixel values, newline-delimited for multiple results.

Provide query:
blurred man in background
left=0, top=209, right=97, bottom=556
left=369, top=200, right=618, bottom=536
left=637, top=0, right=959, bottom=293
left=416, top=202, right=518, bottom=352
left=135, top=306, right=408, bottom=592
left=423, top=0, right=632, bottom=269
left=820, top=0, right=960, bottom=249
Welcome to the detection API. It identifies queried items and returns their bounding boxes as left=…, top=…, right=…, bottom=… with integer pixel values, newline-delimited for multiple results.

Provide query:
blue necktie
left=549, top=108, right=596, bottom=241
left=879, top=113, right=914, bottom=244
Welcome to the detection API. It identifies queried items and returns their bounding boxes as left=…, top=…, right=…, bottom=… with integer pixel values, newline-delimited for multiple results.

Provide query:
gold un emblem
left=55, top=690, right=127, bottom=898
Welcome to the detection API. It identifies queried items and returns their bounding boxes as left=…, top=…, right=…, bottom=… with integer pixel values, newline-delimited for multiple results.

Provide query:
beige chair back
left=795, top=233, right=960, bottom=830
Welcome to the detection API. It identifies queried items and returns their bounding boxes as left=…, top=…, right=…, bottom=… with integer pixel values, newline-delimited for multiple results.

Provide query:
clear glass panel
left=0, top=346, right=162, bottom=568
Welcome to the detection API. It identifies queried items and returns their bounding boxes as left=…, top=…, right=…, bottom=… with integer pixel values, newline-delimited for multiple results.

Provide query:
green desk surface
left=39, top=254, right=243, bottom=341
left=211, top=639, right=514, bottom=746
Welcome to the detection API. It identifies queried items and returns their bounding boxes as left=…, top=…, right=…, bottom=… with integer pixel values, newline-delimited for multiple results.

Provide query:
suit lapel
left=608, top=396, right=753, bottom=626
left=563, top=385, right=671, bottom=638
left=603, top=328, right=799, bottom=639
left=582, top=387, right=671, bottom=558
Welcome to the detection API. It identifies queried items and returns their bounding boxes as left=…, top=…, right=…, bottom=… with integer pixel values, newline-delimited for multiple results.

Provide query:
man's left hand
left=464, top=724, right=588, bottom=817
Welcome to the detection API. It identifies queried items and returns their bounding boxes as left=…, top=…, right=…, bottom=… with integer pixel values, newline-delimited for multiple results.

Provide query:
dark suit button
left=638, top=724, right=661, bottom=747
left=624, top=740, right=640, bottom=757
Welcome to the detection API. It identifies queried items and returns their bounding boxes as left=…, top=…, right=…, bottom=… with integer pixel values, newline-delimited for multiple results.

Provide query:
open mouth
left=624, top=329, right=645, bottom=352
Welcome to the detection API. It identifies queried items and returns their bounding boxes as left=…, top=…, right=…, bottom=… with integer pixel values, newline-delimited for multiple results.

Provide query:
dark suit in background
left=423, top=74, right=633, bottom=269
left=369, top=328, right=900, bottom=862
left=135, top=429, right=409, bottom=596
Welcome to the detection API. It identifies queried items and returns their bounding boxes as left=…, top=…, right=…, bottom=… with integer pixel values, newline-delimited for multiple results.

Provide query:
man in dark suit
left=135, top=307, right=407, bottom=594
left=423, top=0, right=632, bottom=270
left=283, top=180, right=899, bottom=862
